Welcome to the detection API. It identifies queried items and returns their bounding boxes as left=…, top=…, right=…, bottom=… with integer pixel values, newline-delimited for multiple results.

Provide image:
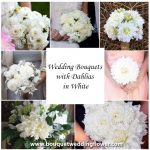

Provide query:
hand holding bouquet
left=60, top=10, right=94, bottom=43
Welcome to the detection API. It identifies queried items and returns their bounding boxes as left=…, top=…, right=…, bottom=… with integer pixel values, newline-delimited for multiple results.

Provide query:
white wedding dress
left=51, top=2, right=82, bottom=48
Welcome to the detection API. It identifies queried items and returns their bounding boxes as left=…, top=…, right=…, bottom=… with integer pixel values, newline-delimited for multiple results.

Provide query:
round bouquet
left=60, top=10, right=94, bottom=43
left=2, top=6, right=50, bottom=50
left=2, top=102, right=71, bottom=149
left=4, top=60, right=41, bottom=95
left=83, top=102, right=147, bottom=149
left=104, top=8, right=144, bottom=43
left=110, top=56, right=139, bottom=85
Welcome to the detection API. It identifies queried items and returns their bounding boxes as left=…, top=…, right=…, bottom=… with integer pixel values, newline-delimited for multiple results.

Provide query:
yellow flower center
left=117, top=8, right=124, bottom=13
left=98, top=119, right=107, bottom=125
left=121, top=67, right=129, bottom=75
left=124, top=14, right=132, bottom=22
left=114, top=130, right=128, bottom=144
left=123, top=27, right=131, bottom=35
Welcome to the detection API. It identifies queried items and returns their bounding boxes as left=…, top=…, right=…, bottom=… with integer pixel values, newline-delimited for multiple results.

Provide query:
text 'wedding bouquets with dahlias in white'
left=104, top=8, right=144, bottom=43
left=83, top=102, right=147, bottom=149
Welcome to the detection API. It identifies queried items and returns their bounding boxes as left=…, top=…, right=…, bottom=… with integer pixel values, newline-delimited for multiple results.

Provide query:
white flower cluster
left=104, top=8, right=144, bottom=42
left=9, top=102, right=69, bottom=141
left=84, top=102, right=147, bottom=149
left=16, top=113, right=53, bottom=140
left=60, top=10, right=94, bottom=43
left=4, top=61, right=41, bottom=94
left=111, top=56, right=139, bottom=85
left=2, top=6, right=50, bottom=50
left=14, top=102, right=53, bottom=140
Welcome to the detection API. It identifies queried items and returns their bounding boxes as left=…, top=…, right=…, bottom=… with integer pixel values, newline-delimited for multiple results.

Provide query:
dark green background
left=31, top=2, right=50, bottom=17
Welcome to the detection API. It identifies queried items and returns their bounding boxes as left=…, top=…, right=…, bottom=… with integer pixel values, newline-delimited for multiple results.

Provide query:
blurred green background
left=19, top=2, right=50, bottom=17
left=31, top=2, right=50, bottom=17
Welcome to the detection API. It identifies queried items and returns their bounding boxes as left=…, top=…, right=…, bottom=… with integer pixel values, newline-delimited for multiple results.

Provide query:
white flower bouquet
left=2, top=102, right=71, bottom=149
left=2, top=6, right=50, bottom=50
left=84, top=102, right=147, bottom=149
left=111, top=56, right=139, bottom=85
left=4, top=61, right=41, bottom=95
left=104, top=8, right=144, bottom=43
left=60, top=10, right=94, bottom=43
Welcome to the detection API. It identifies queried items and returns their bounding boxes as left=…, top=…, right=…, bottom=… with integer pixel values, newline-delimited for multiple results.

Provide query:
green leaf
left=24, top=140, right=31, bottom=149
left=49, top=105, right=65, bottom=112
left=46, top=116, right=53, bottom=126
left=2, top=128, right=17, bottom=141
left=55, top=105, right=64, bottom=111
left=53, top=114, right=56, bottom=121
left=62, top=124, right=71, bottom=130
left=12, top=138, right=24, bottom=149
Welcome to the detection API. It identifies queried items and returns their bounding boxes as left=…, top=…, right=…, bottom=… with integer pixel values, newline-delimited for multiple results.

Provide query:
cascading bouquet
left=60, top=10, right=94, bottom=43
left=2, top=102, right=71, bottom=149
left=2, top=6, right=50, bottom=50
left=110, top=56, right=139, bottom=85
left=4, top=61, right=41, bottom=96
left=83, top=102, right=147, bottom=149
left=104, top=8, right=144, bottom=49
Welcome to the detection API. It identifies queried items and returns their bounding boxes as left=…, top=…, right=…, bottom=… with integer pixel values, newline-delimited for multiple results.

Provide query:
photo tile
left=104, top=50, right=148, bottom=101
left=1, top=51, right=46, bottom=100
left=75, top=102, right=148, bottom=149
left=100, top=2, right=148, bottom=50
left=1, top=2, right=50, bottom=51
left=1, top=101, right=75, bottom=149
left=50, top=2, right=99, bottom=48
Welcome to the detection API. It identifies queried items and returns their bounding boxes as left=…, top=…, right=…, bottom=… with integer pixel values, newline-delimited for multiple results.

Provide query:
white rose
left=7, top=79, right=20, bottom=91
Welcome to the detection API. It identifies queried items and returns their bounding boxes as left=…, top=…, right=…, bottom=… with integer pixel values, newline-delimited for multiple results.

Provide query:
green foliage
left=62, top=124, right=71, bottom=130
left=46, top=116, right=53, bottom=126
left=12, top=138, right=25, bottom=149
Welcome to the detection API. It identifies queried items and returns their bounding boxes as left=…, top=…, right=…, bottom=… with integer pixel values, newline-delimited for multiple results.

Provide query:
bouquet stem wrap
left=121, top=42, right=129, bottom=50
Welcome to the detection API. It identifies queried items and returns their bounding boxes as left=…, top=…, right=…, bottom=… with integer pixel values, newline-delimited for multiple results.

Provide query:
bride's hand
left=123, top=80, right=140, bottom=93
left=51, top=29, right=63, bottom=41
left=62, top=34, right=69, bottom=41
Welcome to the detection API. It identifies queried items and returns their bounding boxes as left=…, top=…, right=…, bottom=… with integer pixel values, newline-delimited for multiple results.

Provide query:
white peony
left=111, top=56, right=139, bottom=85
left=7, top=79, right=21, bottom=91
left=83, top=102, right=147, bottom=149
left=16, top=113, right=53, bottom=140
left=104, top=8, right=144, bottom=43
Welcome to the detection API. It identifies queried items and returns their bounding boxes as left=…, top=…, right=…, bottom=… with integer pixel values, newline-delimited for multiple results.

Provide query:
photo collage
left=1, top=1, right=149, bottom=149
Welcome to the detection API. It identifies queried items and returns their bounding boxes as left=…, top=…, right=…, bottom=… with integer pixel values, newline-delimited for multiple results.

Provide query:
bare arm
left=82, top=2, right=88, bottom=14
left=124, top=52, right=148, bottom=92
left=75, top=122, right=90, bottom=142
left=20, top=2, right=32, bottom=9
